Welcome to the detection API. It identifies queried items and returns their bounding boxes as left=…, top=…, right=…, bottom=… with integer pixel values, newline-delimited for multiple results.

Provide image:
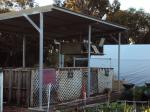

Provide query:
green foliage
left=63, top=0, right=150, bottom=44
left=84, top=102, right=150, bottom=112
left=85, top=103, right=135, bottom=112
left=0, top=0, right=38, bottom=13
left=109, top=0, right=120, bottom=13
left=63, top=0, right=122, bottom=18
left=134, top=86, right=146, bottom=101
left=88, top=0, right=110, bottom=18
left=59, top=101, right=150, bottom=112
left=108, top=8, right=150, bottom=44
left=121, top=89, right=134, bottom=101
left=121, top=86, right=150, bottom=101
left=0, top=8, right=9, bottom=13
left=53, top=0, right=63, bottom=7
left=64, top=0, right=111, bottom=18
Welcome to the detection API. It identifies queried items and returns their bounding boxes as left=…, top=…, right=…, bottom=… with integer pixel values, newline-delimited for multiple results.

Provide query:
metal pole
left=47, top=84, right=52, bottom=112
left=23, top=36, right=26, bottom=68
left=59, top=44, right=61, bottom=68
left=23, top=13, right=44, bottom=109
left=0, top=69, right=3, bottom=112
left=118, top=33, right=121, bottom=91
left=88, top=25, right=91, bottom=97
left=62, top=55, right=64, bottom=67
left=39, top=12, right=44, bottom=108
left=8, top=70, right=12, bottom=103
left=73, top=57, right=76, bottom=67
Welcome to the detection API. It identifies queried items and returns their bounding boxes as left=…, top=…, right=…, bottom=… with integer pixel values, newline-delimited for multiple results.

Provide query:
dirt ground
left=3, top=106, right=28, bottom=112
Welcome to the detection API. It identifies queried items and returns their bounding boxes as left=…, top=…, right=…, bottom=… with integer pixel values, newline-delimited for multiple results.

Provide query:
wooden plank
left=55, top=92, right=121, bottom=110
left=3, top=70, right=8, bottom=101
left=30, top=70, right=35, bottom=107
left=26, top=71, right=30, bottom=107
left=17, top=71, right=20, bottom=106
left=91, top=45, right=100, bottom=54
left=8, top=70, right=12, bottom=103
left=3, top=68, right=35, bottom=107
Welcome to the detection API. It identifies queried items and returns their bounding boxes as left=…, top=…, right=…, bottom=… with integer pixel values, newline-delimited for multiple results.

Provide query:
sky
left=110, top=0, right=150, bottom=13
left=35, top=0, right=150, bottom=13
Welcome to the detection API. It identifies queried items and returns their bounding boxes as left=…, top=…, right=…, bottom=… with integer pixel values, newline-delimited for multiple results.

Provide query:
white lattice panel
left=31, top=70, right=39, bottom=107
left=98, top=68, right=113, bottom=93
left=57, top=68, right=82, bottom=101
left=31, top=70, right=48, bottom=107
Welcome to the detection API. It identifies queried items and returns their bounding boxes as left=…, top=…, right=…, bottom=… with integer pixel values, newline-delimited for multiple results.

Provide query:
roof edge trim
left=52, top=6, right=128, bottom=31
left=0, top=5, right=53, bottom=20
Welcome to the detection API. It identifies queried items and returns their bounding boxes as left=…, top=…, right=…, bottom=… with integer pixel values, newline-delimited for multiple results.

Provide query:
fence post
left=47, top=84, right=52, bottom=112
left=8, top=70, right=12, bottom=103
left=0, top=68, right=3, bottom=112
left=17, top=71, right=21, bottom=106
left=87, top=25, right=91, bottom=97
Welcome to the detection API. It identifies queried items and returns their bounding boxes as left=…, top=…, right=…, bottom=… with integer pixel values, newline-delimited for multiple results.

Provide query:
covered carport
left=0, top=5, right=127, bottom=109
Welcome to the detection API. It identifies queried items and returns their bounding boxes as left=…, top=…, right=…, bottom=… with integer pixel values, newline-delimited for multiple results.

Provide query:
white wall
left=90, top=45, right=150, bottom=85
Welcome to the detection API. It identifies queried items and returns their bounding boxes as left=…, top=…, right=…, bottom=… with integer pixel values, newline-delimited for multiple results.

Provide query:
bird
left=101, top=14, right=107, bottom=20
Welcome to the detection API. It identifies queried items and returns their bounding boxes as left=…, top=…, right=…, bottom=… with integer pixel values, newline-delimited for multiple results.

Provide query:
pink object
left=43, top=69, right=56, bottom=85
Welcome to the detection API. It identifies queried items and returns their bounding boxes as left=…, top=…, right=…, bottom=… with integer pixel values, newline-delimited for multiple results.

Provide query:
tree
left=0, top=0, right=38, bottom=13
left=108, top=8, right=150, bottom=44
left=63, top=0, right=82, bottom=12
left=109, top=0, right=120, bottom=14
left=16, top=0, right=38, bottom=8
left=53, top=0, right=63, bottom=7
left=64, top=0, right=110, bottom=18
left=88, top=0, right=110, bottom=18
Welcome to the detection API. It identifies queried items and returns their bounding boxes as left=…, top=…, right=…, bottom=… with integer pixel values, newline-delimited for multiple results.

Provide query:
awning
left=0, top=5, right=127, bottom=40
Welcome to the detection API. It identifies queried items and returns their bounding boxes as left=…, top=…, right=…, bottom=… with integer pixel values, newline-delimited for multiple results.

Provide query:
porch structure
left=0, top=5, right=127, bottom=110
